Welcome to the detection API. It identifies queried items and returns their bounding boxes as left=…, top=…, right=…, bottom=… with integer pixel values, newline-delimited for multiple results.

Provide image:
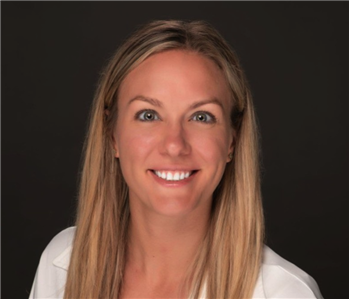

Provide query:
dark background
left=2, top=2, right=348, bottom=299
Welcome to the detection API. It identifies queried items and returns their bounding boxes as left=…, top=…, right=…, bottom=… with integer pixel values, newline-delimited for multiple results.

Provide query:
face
left=113, top=50, right=234, bottom=217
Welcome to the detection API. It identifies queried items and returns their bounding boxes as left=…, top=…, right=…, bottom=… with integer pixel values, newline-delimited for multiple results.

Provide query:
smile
left=151, top=170, right=196, bottom=181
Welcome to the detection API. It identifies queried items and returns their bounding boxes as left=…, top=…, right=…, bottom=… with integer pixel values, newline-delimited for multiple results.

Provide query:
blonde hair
left=64, top=20, right=264, bottom=299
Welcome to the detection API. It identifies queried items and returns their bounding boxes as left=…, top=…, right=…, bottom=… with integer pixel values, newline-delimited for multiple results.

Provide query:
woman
left=29, top=20, right=323, bottom=299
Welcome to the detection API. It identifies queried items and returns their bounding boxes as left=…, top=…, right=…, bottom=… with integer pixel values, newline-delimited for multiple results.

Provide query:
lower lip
left=149, top=170, right=198, bottom=187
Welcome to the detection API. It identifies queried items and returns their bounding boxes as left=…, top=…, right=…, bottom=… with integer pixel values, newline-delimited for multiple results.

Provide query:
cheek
left=115, top=129, right=158, bottom=188
left=191, top=130, right=230, bottom=162
left=116, top=127, right=158, bottom=161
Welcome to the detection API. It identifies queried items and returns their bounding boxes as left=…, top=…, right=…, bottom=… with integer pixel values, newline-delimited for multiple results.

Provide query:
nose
left=159, top=123, right=191, bottom=157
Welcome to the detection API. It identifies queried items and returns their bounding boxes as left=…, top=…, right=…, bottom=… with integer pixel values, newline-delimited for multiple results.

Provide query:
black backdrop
left=2, top=2, right=348, bottom=299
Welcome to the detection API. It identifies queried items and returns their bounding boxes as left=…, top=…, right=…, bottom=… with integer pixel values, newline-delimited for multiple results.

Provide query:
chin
left=147, top=192, right=210, bottom=218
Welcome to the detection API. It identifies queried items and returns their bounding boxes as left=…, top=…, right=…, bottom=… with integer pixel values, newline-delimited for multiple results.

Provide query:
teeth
left=154, top=171, right=192, bottom=181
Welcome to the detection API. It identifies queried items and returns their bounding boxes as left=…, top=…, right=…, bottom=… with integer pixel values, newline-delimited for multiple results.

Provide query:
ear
left=111, top=131, right=120, bottom=158
left=227, top=130, right=236, bottom=163
left=105, top=109, right=119, bottom=158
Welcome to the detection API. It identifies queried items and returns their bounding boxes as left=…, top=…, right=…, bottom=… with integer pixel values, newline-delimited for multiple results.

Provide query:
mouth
left=150, top=170, right=198, bottom=182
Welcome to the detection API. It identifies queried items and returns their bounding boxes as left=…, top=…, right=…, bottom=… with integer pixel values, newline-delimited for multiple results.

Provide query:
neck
left=126, top=205, right=210, bottom=287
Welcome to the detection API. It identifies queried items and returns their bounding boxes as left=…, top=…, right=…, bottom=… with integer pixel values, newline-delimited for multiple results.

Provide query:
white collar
left=52, top=245, right=72, bottom=270
left=52, top=245, right=265, bottom=298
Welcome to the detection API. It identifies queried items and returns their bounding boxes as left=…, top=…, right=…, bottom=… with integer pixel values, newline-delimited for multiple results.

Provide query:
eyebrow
left=127, top=95, right=223, bottom=111
left=189, top=98, right=224, bottom=111
left=127, top=96, right=163, bottom=108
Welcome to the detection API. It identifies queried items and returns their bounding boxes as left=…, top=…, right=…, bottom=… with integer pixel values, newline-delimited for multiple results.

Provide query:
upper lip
left=149, top=167, right=199, bottom=172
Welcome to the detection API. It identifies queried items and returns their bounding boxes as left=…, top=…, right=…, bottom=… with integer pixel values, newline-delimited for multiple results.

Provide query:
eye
left=191, top=111, right=216, bottom=123
left=136, top=109, right=160, bottom=122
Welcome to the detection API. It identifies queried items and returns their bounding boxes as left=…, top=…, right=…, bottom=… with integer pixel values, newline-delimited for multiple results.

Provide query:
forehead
left=118, top=50, right=231, bottom=108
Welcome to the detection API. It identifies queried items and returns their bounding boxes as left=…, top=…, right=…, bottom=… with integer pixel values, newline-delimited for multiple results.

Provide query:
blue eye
left=192, top=111, right=216, bottom=123
left=136, top=110, right=160, bottom=121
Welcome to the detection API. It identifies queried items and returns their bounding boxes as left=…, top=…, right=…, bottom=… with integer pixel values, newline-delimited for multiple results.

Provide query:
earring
left=228, top=152, right=233, bottom=160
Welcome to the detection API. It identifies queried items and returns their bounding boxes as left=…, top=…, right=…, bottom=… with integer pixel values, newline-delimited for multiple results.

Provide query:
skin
left=113, top=50, right=234, bottom=298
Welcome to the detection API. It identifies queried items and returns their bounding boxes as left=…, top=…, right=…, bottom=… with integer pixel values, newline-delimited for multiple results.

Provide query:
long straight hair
left=64, top=20, right=264, bottom=299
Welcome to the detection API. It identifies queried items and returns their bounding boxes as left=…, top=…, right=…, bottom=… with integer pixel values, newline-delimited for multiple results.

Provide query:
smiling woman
left=114, top=50, right=233, bottom=218
left=29, top=20, right=323, bottom=299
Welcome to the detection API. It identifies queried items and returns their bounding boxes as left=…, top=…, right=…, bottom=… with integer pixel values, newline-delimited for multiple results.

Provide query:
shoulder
left=41, top=226, right=75, bottom=269
left=45, top=226, right=76, bottom=251
left=252, top=245, right=323, bottom=298
left=29, top=227, right=75, bottom=299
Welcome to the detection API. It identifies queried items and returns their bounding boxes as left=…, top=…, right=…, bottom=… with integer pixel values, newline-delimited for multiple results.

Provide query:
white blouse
left=29, top=227, right=323, bottom=298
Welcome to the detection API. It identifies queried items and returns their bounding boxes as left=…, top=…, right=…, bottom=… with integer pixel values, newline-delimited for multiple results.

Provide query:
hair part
left=64, top=20, right=264, bottom=299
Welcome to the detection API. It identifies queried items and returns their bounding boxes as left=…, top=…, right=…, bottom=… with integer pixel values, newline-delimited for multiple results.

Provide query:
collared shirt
left=29, top=227, right=323, bottom=299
